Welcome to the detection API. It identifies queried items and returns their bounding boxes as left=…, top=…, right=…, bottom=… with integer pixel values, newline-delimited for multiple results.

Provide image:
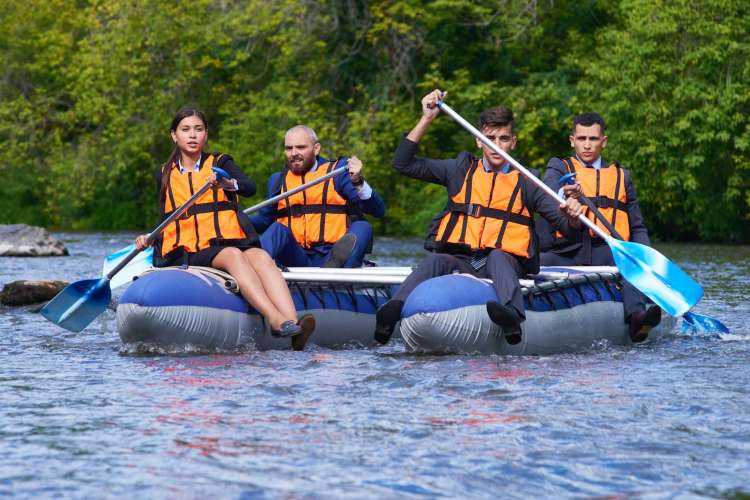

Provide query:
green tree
left=576, top=0, right=750, bottom=241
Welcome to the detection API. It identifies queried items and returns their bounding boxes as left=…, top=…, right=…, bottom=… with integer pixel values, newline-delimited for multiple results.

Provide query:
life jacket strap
left=446, top=201, right=532, bottom=226
left=275, top=204, right=351, bottom=218
left=164, top=200, right=236, bottom=219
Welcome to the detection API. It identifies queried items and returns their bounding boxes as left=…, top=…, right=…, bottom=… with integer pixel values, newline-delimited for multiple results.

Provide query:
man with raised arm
left=374, top=90, right=583, bottom=345
left=251, top=125, right=385, bottom=268
left=537, top=112, right=661, bottom=342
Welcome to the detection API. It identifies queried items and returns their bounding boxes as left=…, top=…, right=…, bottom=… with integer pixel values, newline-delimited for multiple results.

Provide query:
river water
left=1, top=233, right=748, bottom=498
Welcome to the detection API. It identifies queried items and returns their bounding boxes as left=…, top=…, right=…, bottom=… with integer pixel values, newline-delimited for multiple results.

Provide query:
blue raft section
left=116, top=267, right=675, bottom=353
left=116, top=268, right=392, bottom=350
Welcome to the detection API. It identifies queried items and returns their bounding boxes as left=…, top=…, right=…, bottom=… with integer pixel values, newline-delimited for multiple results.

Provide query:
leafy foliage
left=0, top=0, right=747, bottom=241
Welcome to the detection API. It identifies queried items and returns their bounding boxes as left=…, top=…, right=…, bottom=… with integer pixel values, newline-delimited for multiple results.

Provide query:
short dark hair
left=478, top=106, right=514, bottom=133
left=572, top=112, right=605, bottom=135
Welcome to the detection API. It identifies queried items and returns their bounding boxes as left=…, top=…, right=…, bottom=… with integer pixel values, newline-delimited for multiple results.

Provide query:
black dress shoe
left=628, top=305, right=662, bottom=343
left=271, top=320, right=302, bottom=338
left=374, top=299, right=404, bottom=345
left=292, top=314, right=316, bottom=351
left=323, top=234, right=357, bottom=268
left=486, top=300, right=523, bottom=345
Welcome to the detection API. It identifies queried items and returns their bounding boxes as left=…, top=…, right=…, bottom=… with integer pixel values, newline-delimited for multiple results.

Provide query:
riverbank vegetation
left=1, top=0, right=748, bottom=241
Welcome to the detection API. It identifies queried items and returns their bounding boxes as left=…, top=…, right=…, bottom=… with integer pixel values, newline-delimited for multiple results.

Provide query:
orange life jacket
left=431, top=159, right=532, bottom=258
left=160, top=153, right=248, bottom=256
left=561, top=156, right=630, bottom=240
left=275, top=160, right=349, bottom=248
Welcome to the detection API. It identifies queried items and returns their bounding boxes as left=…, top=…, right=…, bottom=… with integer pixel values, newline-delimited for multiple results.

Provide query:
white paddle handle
left=243, top=163, right=349, bottom=215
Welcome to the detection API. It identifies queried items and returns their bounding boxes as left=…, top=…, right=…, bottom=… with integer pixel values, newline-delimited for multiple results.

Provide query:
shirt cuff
left=224, top=179, right=239, bottom=192
left=557, top=187, right=566, bottom=199
left=356, top=182, right=373, bottom=200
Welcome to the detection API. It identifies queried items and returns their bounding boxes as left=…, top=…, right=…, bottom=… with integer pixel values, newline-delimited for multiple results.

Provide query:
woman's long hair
left=159, top=107, right=208, bottom=203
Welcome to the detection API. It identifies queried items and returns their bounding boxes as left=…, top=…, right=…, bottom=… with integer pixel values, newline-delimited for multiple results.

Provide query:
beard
left=288, top=154, right=316, bottom=175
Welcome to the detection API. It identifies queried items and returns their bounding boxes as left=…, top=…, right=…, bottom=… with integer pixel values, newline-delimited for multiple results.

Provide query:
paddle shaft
left=243, top=164, right=349, bottom=215
left=560, top=175, right=627, bottom=241
left=101, top=163, right=349, bottom=284
left=437, top=102, right=612, bottom=242
left=104, top=181, right=214, bottom=281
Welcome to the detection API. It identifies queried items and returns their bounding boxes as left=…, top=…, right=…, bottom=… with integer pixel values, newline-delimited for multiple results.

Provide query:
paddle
left=558, top=172, right=728, bottom=333
left=41, top=167, right=232, bottom=332
left=103, top=161, right=351, bottom=288
left=437, top=100, right=704, bottom=317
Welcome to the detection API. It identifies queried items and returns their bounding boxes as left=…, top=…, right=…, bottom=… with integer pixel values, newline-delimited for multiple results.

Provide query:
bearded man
left=251, top=125, right=385, bottom=268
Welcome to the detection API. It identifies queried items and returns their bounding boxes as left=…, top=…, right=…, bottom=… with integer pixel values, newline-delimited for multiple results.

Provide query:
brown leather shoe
left=292, top=314, right=316, bottom=351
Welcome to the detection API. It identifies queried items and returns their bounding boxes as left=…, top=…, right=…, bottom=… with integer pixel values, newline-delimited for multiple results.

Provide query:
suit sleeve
left=624, top=170, right=650, bottom=246
left=216, top=155, right=256, bottom=197
left=393, top=135, right=460, bottom=185
left=542, top=158, right=568, bottom=192
left=248, top=173, right=281, bottom=234
left=335, top=171, right=386, bottom=218
left=526, top=172, right=580, bottom=241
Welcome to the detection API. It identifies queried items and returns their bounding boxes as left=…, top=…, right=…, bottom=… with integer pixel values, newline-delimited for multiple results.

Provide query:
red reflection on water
left=463, top=359, right=532, bottom=382
left=174, top=436, right=284, bottom=458
left=428, top=411, right=526, bottom=427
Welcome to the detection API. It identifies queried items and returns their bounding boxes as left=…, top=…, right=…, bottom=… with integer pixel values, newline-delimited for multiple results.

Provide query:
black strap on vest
left=440, top=161, right=479, bottom=244
left=587, top=196, right=627, bottom=212
left=206, top=153, right=223, bottom=241
left=279, top=165, right=293, bottom=229
left=445, top=201, right=532, bottom=226
left=318, top=159, right=339, bottom=243
left=495, top=181, right=525, bottom=248
left=163, top=200, right=236, bottom=219
left=611, top=163, right=622, bottom=232
left=457, top=161, right=478, bottom=243
left=274, top=204, right=350, bottom=218
left=166, top=174, right=181, bottom=247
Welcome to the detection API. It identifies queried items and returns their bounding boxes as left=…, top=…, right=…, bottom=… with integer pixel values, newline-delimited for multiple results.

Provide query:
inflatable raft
left=116, top=266, right=675, bottom=352
left=116, top=266, right=394, bottom=350
left=400, top=268, right=676, bottom=355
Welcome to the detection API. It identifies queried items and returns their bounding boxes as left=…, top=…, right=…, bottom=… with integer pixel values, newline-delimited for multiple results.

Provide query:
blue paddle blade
left=682, top=311, right=730, bottom=334
left=40, top=278, right=112, bottom=332
left=609, top=238, right=703, bottom=317
left=103, top=245, right=153, bottom=289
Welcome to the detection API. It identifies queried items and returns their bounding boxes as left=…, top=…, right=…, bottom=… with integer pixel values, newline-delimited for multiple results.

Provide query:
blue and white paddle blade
left=610, top=239, right=704, bottom=318
left=682, top=311, right=730, bottom=334
left=103, top=245, right=153, bottom=289
left=40, top=278, right=112, bottom=332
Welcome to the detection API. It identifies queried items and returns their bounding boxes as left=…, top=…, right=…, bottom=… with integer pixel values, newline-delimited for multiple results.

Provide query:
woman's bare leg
left=243, top=248, right=297, bottom=320
left=211, top=247, right=291, bottom=330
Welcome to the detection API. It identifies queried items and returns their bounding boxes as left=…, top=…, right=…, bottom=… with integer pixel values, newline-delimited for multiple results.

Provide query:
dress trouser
left=540, top=242, right=647, bottom=320
left=392, top=250, right=527, bottom=320
left=260, top=221, right=373, bottom=268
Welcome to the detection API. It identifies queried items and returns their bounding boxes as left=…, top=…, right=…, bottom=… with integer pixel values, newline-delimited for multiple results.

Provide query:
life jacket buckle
left=467, top=203, right=481, bottom=218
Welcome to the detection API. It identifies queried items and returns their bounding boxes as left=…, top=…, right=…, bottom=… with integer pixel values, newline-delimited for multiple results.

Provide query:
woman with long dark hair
left=136, top=107, right=313, bottom=345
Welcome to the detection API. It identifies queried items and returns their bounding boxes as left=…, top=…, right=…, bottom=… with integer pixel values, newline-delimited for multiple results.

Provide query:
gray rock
left=0, top=224, right=69, bottom=256
left=0, top=280, right=68, bottom=306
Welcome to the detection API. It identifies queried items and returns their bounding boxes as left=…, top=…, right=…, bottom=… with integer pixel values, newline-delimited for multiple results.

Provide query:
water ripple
left=0, top=235, right=748, bottom=497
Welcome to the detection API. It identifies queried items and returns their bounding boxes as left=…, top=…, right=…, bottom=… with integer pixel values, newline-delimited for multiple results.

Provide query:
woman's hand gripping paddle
left=41, top=167, right=232, bottom=332
left=437, top=100, right=704, bottom=318
left=102, top=161, right=351, bottom=289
